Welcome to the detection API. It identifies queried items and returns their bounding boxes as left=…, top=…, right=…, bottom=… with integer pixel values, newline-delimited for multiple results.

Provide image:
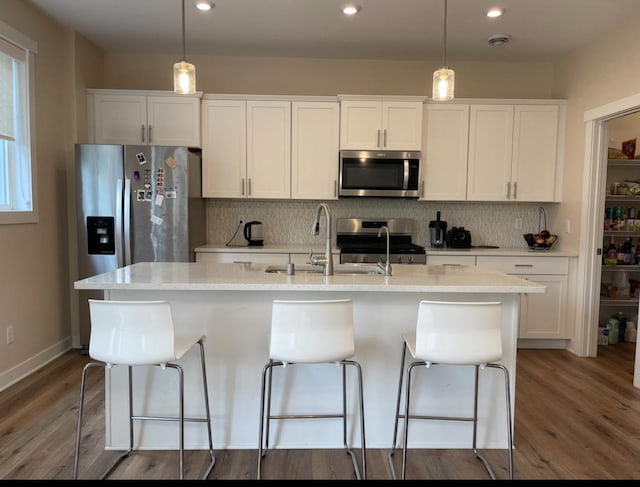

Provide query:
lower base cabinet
left=476, top=256, right=569, bottom=340
left=196, top=252, right=289, bottom=264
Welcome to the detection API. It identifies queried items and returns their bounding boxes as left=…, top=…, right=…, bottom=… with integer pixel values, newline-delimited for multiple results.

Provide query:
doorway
left=580, top=93, right=640, bottom=388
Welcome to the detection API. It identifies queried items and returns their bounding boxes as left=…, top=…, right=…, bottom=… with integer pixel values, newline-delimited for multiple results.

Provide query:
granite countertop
left=74, top=261, right=545, bottom=294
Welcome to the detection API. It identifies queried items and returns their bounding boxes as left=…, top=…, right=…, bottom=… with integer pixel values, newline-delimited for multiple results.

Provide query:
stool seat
left=73, top=299, right=216, bottom=480
left=257, top=299, right=366, bottom=480
left=388, top=300, right=513, bottom=480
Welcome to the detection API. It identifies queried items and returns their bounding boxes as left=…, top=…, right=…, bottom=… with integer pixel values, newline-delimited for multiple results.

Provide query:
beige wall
left=102, top=52, right=555, bottom=99
left=0, top=0, right=76, bottom=382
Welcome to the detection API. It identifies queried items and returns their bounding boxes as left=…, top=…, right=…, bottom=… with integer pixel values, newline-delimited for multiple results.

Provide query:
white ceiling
left=28, top=0, right=640, bottom=63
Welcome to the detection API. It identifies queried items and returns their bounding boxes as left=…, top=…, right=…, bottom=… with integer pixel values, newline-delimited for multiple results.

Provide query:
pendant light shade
left=432, top=0, right=454, bottom=101
left=174, top=0, right=196, bottom=94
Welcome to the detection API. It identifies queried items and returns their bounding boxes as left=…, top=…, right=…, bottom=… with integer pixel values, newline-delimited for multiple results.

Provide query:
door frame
left=579, top=93, right=640, bottom=362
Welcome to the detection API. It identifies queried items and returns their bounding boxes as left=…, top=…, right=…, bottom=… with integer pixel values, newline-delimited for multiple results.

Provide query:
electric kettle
left=428, top=211, right=447, bottom=248
left=244, top=221, right=264, bottom=246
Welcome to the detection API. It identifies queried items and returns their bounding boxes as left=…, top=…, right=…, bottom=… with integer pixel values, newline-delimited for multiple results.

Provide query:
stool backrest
left=414, top=300, right=503, bottom=365
left=270, top=299, right=355, bottom=363
left=88, top=299, right=176, bottom=366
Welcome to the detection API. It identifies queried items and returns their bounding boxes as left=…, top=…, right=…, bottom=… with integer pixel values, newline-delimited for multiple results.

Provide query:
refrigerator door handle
left=123, top=178, right=132, bottom=266
left=115, top=178, right=124, bottom=268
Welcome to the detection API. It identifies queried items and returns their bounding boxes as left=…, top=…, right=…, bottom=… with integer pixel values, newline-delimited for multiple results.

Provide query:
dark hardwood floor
left=0, top=343, right=639, bottom=480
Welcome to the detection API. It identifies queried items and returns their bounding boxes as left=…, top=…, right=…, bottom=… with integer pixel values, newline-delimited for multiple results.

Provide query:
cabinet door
left=246, top=100, right=291, bottom=199
left=339, top=100, right=382, bottom=149
left=93, top=94, right=147, bottom=145
left=467, top=104, right=514, bottom=201
left=511, top=105, right=559, bottom=202
left=291, top=101, right=339, bottom=199
left=519, top=274, right=568, bottom=339
left=421, top=104, right=469, bottom=200
left=201, top=99, right=247, bottom=198
left=381, top=101, right=423, bottom=150
left=196, top=252, right=288, bottom=264
left=146, top=95, right=201, bottom=147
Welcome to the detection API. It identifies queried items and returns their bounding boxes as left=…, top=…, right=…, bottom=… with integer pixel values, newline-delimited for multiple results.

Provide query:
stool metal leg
left=257, top=360, right=366, bottom=480
left=387, top=340, right=408, bottom=480
left=197, top=340, right=216, bottom=479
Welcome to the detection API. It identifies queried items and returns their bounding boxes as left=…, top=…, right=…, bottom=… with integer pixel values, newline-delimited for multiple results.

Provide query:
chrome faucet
left=309, top=202, right=334, bottom=276
left=377, top=225, right=392, bottom=276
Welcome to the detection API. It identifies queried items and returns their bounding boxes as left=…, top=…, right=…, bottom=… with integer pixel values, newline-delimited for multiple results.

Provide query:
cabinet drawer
left=427, top=255, right=476, bottom=266
left=477, top=255, right=569, bottom=275
left=196, top=252, right=289, bottom=264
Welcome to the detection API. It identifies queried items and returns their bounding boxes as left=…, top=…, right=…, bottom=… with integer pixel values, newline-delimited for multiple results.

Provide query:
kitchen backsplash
left=205, top=199, right=552, bottom=249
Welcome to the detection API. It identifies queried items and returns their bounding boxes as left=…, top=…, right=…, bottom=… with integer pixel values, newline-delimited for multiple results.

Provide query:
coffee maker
left=428, top=211, right=447, bottom=248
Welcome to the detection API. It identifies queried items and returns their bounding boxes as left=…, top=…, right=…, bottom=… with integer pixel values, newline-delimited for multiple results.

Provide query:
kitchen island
left=74, top=261, right=545, bottom=451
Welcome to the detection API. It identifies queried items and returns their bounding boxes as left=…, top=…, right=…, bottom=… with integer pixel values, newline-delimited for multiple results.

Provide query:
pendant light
left=174, top=0, right=196, bottom=94
left=432, top=0, right=454, bottom=101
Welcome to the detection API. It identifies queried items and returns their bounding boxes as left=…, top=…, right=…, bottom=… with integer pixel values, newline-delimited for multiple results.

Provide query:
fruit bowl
left=523, top=232, right=558, bottom=250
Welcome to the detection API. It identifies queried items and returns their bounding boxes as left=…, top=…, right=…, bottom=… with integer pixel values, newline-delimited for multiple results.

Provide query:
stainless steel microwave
left=339, top=150, right=421, bottom=198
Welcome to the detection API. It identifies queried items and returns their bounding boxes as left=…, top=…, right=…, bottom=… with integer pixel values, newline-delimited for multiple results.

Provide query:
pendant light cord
left=442, top=0, right=447, bottom=67
left=181, top=0, right=187, bottom=62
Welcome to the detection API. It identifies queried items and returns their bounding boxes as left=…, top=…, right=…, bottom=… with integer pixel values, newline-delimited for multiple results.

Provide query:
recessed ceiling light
left=342, top=4, right=362, bottom=16
left=486, top=7, right=505, bottom=18
left=195, top=0, right=214, bottom=11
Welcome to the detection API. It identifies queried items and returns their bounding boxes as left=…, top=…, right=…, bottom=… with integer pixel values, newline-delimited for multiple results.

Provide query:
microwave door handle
left=403, top=159, right=409, bottom=190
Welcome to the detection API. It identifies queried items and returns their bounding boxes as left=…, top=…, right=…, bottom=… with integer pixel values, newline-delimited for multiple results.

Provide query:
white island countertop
left=74, top=261, right=546, bottom=294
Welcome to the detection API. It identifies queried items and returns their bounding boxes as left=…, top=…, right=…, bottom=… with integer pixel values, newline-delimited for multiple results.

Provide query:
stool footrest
left=268, top=413, right=344, bottom=420
left=399, top=413, right=475, bottom=422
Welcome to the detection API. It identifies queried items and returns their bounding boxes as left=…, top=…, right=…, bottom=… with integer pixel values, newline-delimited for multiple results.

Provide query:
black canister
left=429, top=211, right=447, bottom=248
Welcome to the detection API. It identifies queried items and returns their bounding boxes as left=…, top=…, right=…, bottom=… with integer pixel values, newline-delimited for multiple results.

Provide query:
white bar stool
left=73, top=299, right=216, bottom=480
left=257, top=299, right=366, bottom=480
left=387, top=300, right=513, bottom=480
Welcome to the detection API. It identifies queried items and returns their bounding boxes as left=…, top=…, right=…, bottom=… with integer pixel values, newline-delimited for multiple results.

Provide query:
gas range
left=336, top=218, right=426, bottom=265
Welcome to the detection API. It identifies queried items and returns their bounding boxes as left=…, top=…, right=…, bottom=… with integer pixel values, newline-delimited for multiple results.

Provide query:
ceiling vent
left=488, top=34, right=511, bottom=47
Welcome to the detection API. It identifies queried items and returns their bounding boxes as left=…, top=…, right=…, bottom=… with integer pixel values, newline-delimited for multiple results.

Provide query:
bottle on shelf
left=605, top=315, right=620, bottom=345
left=622, top=237, right=632, bottom=264
left=604, top=237, right=618, bottom=266
left=616, top=311, right=627, bottom=343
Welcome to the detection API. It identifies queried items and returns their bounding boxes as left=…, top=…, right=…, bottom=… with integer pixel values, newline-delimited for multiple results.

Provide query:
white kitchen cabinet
left=426, top=254, right=476, bottom=266
left=201, top=98, right=291, bottom=199
left=477, top=255, right=569, bottom=340
left=339, top=97, right=424, bottom=150
left=201, top=99, right=247, bottom=198
left=89, top=90, right=201, bottom=147
left=196, top=252, right=289, bottom=264
left=467, top=104, right=562, bottom=202
left=246, top=100, right=291, bottom=199
left=420, top=104, right=469, bottom=200
left=291, top=101, right=339, bottom=199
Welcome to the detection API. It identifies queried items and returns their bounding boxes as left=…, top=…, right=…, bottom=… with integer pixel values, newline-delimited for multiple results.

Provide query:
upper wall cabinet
left=201, top=97, right=291, bottom=199
left=291, top=101, right=340, bottom=200
left=88, top=89, right=202, bottom=147
left=338, top=95, right=425, bottom=150
left=421, top=99, right=565, bottom=203
left=201, top=95, right=339, bottom=200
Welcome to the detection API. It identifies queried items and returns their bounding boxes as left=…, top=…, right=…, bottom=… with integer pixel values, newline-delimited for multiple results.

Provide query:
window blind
left=0, top=36, right=25, bottom=142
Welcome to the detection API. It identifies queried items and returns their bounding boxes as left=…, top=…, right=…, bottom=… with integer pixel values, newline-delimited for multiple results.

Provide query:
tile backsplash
left=205, top=199, right=555, bottom=249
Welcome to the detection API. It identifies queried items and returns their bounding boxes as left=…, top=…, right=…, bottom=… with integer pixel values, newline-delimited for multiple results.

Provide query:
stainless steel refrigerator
left=75, top=144, right=206, bottom=346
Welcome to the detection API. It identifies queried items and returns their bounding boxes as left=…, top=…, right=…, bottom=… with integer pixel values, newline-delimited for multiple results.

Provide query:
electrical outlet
left=6, top=326, right=14, bottom=345
left=565, top=219, right=571, bottom=234
left=514, top=218, right=523, bottom=230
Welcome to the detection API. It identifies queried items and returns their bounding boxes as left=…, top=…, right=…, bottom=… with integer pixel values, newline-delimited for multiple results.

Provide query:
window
left=0, top=21, right=37, bottom=224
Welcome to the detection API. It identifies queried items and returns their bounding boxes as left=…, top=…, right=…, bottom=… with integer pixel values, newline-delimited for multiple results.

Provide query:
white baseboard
left=0, top=338, right=74, bottom=392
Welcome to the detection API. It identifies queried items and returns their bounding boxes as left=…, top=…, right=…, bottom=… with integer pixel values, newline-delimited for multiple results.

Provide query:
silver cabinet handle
left=506, top=181, right=511, bottom=198
left=334, top=180, right=337, bottom=198
left=248, top=178, right=252, bottom=196
left=513, top=181, right=517, bottom=199
left=241, top=178, right=245, bottom=196
left=141, top=125, right=145, bottom=143
left=514, top=264, right=534, bottom=267
left=383, top=129, right=387, bottom=147
left=420, top=180, right=424, bottom=198
left=148, top=125, right=152, bottom=144
left=377, top=129, right=381, bottom=147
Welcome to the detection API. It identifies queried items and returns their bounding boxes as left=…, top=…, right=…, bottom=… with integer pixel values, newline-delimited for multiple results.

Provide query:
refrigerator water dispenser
left=86, top=216, right=115, bottom=254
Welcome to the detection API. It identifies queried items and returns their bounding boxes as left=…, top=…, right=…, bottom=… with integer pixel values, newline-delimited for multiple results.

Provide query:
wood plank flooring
left=0, top=343, right=639, bottom=480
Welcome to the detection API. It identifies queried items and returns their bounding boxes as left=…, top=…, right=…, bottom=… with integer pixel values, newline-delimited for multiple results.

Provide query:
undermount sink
left=265, top=264, right=385, bottom=276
